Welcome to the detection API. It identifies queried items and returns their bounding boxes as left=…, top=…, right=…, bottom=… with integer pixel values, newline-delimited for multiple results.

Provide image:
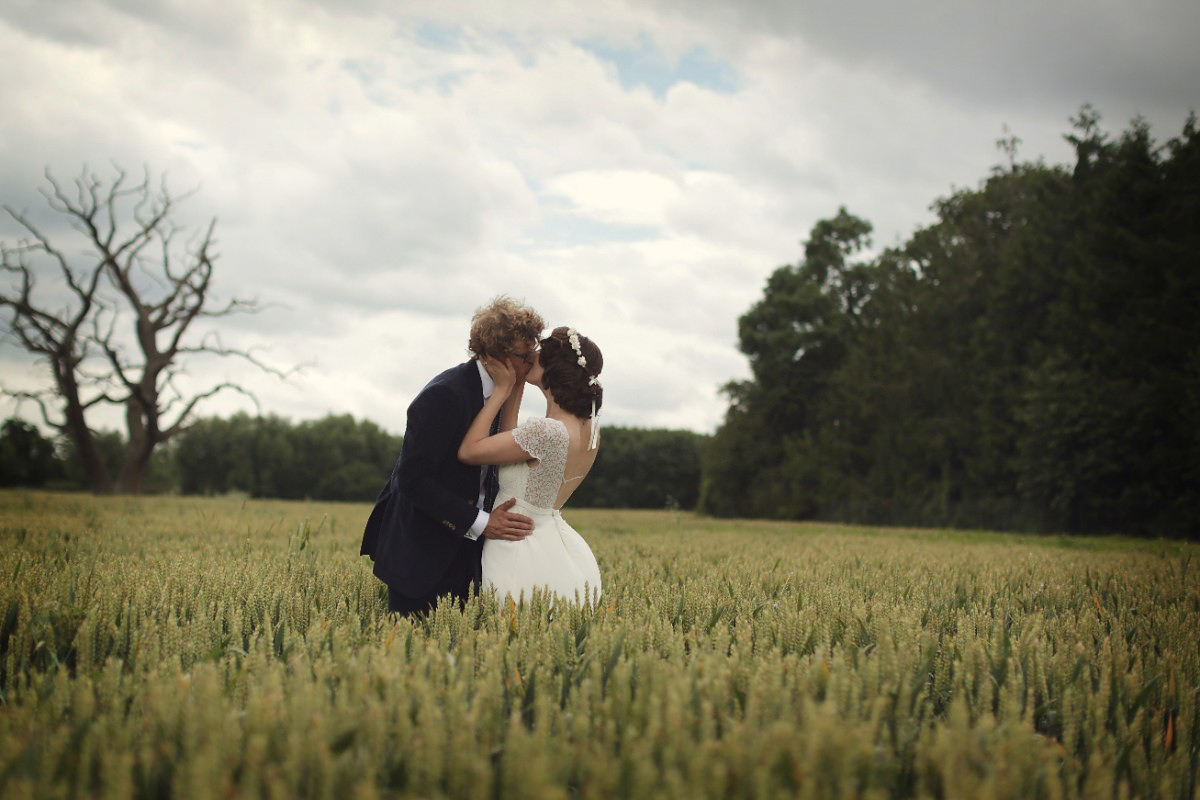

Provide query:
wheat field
left=0, top=490, right=1197, bottom=799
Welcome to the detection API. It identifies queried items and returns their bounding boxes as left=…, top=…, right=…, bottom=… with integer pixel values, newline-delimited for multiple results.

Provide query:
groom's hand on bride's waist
left=482, top=498, right=534, bottom=541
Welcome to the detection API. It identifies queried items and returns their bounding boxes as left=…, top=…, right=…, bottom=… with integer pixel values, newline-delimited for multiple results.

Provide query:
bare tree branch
left=174, top=332, right=304, bottom=380
left=1, top=388, right=66, bottom=431
left=89, top=306, right=136, bottom=392
left=80, top=391, right=122, bottom=410
left=160, top=382, right=261, bottom=440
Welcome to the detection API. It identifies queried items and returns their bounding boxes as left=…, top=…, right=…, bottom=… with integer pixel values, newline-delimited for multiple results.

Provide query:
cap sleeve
left=511, top=416, right=569, bottom=462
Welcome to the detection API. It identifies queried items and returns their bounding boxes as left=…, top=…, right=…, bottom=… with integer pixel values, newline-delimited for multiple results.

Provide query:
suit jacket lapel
left=465, top=360, right=485, bottom=416
left=462, top=360, right=498, bottom=510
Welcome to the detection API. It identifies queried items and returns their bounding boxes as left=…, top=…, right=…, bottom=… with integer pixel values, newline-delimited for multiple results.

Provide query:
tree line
left=700, top=109, right=1199, bottom=538
left=0, top=414, right=708, bottom=509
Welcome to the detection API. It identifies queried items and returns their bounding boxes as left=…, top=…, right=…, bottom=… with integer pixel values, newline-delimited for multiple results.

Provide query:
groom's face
left=507, top=338, right=538, bottom=382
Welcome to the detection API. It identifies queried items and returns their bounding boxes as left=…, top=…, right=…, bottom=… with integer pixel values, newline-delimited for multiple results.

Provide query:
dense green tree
left=173, top=415, right=254, bottom=495
left=701, top=208, right=879, bottom=519
left=571, top=427, right=708, bottom=510
left=702, top=110, right=1200, bottom=538
left=172, top=413, right=401, bottom=502
left=1012, top=112, right=1200, bottom=535
left=61, top=429, right=124, bottom=491
left=288, top=415, right=400, bottom=501
left=0, top=418, right=62, bottom=486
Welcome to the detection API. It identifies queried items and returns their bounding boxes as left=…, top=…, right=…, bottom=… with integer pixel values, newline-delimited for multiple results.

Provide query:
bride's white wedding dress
left=481, top=416, right=602, bottom=603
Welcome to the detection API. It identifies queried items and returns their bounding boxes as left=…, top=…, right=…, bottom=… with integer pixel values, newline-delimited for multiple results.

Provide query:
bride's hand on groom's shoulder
left=484, top=356, right=517, bottom=394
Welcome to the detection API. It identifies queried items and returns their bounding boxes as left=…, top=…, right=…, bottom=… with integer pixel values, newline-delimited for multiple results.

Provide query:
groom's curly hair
left=468, top=296, right=545, bottom=360
left=539, top=326, right=603, bottom=419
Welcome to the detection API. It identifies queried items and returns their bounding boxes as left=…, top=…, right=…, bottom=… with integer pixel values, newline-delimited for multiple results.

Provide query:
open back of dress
left=482, top=416, right=602, bottom=603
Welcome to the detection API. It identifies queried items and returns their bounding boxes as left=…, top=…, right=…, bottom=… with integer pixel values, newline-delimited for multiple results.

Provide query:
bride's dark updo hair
left=539, top=326, right=603, bottom=419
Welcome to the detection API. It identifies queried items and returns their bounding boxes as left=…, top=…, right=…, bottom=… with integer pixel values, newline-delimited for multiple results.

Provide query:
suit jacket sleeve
left=394, top=381, right=480, bottom=533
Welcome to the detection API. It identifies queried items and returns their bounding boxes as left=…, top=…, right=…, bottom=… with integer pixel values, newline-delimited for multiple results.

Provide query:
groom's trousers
left=387, top=538, right=480, bottom=615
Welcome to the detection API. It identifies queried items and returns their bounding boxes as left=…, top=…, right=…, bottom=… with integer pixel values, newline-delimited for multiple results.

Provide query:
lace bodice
left=500, top=417, right=570, bottom=509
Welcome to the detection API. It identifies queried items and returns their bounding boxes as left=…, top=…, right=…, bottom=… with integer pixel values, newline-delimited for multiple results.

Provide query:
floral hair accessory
left=567, top=328, right=587, bottom=368
left=564, top=327, right=601, bottom=449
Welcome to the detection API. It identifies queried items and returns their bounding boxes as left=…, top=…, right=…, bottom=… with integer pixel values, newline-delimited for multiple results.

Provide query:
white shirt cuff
left=465, top=509, right=489, bottom=540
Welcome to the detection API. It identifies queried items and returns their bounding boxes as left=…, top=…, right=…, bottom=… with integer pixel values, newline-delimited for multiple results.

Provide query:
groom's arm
left=394, top=383, right=480, bottom=535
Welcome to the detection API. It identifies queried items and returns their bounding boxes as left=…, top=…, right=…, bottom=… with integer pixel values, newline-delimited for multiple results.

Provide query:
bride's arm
left=458, top=357, right=532, bottom=466
left=498, top=377, right=523, bottom=434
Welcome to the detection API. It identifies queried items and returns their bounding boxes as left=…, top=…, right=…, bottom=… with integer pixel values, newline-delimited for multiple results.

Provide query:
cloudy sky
left=2, top=0, right=1197, bottom=436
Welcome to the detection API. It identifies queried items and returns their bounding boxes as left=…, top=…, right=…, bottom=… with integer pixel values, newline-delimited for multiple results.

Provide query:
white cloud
left=548, top=170, right=681, bottom=227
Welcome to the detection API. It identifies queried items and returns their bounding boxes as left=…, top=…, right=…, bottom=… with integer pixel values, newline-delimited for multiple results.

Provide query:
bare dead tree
left=1, top=166, right=291, bottom=494
left=1, top=201, right=117, bottom=493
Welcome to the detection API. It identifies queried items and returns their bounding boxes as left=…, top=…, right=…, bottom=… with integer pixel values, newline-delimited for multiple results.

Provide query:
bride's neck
left=540, top=387, right=573, bottom=423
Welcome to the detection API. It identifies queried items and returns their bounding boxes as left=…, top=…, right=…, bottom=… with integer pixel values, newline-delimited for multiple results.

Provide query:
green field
left=1, top=491, right=1197, bottom=799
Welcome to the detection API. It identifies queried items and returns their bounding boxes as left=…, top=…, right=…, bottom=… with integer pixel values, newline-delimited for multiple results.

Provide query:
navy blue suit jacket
left=360, top=361, right=496, bottom=599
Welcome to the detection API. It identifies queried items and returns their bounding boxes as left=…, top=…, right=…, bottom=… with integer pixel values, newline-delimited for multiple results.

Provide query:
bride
left=457, top=326, right=603, bottom=603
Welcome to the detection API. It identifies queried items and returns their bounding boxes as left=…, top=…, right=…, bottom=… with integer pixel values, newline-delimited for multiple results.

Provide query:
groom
left=360, top=296, right=542, bottom=615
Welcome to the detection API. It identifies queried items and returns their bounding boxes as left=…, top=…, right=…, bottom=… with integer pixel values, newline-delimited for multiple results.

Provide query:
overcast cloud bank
left=2, top=0, right=1196, bottom=434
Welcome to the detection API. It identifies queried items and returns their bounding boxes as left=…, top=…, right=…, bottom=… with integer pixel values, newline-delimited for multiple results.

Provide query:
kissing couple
left=360, top=296, right=604, bottom=615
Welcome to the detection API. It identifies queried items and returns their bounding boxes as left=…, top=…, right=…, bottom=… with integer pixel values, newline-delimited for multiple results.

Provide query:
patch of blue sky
left=414, top=21, right=463, bottom=51
left=432, top=72, right=465, bottom=95
left=340, top=56, right=460, bottom=100
left=494, top=30, right=538, bottom=69
left=576, top=33, right=739, bottom=98
left=341, top=58, right=378, bottom=88
left=338, top=59, right=398, bottom=106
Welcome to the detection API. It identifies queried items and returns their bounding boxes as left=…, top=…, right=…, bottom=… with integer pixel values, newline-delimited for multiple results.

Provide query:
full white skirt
left=481, top=496, right=601, bottom=604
